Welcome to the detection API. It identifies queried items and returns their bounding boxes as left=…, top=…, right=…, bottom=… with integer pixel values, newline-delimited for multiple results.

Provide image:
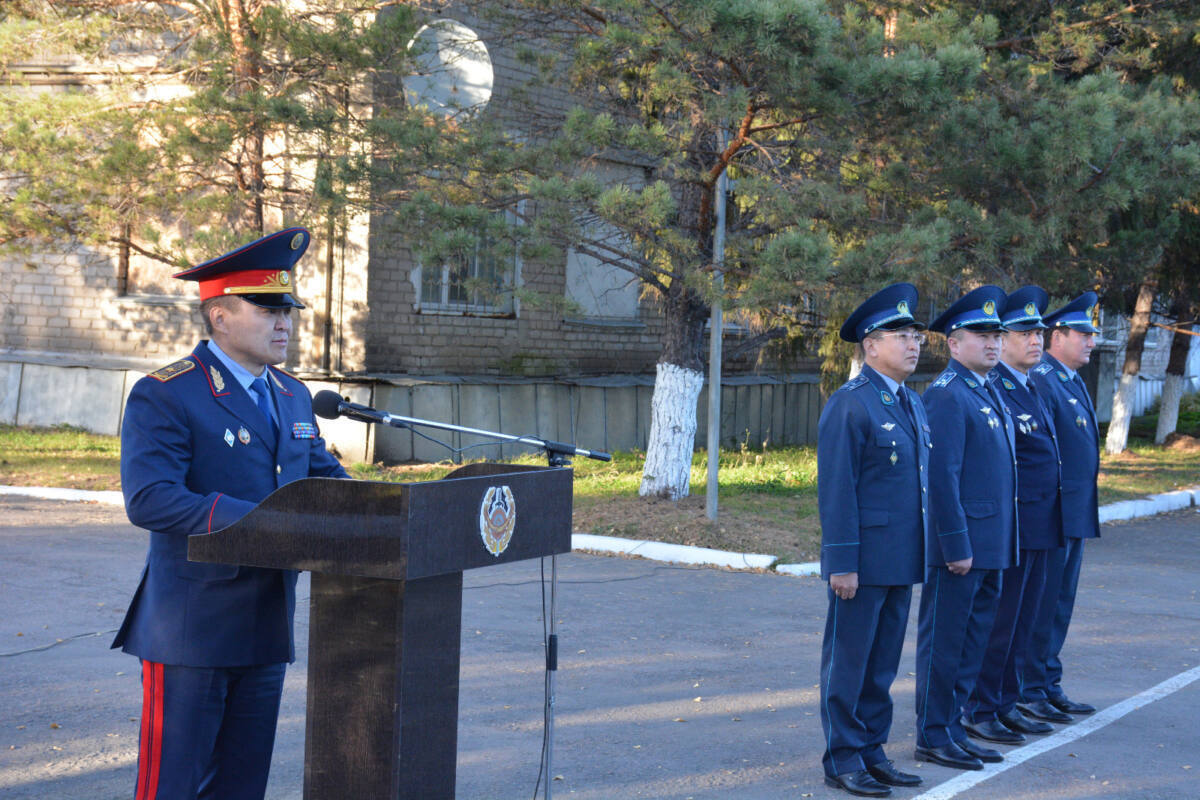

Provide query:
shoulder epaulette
left=931, top=370, right=957, bottom=389
left=845, top=374, right=869, bottom=390
left=148, top=359, right=195, bottom=382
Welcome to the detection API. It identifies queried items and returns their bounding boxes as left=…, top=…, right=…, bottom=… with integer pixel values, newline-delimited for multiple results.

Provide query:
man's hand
left=830, top=572, right=859, bottom=600
left=947, top=557, right=973, bottom=575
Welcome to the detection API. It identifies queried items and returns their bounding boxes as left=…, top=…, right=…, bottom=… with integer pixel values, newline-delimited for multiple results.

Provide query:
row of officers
left=817, top=282, right=1102, bottom=797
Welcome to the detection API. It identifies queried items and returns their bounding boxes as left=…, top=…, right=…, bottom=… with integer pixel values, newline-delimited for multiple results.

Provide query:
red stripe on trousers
left=136, top=660, right=164, bottom=800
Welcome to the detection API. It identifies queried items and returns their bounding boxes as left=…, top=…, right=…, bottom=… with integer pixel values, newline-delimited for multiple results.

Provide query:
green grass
left=0, top=423, right=122, bottom=491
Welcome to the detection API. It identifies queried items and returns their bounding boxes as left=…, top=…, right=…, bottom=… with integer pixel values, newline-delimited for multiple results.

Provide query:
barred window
left=418, top=211, right=518, bottom=315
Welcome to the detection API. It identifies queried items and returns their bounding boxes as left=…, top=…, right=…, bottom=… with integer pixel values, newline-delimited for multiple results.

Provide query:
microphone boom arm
left=316, top=391, right=611, bottom=466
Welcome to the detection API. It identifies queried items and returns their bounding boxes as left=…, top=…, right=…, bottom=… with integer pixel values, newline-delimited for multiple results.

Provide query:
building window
left=416, top=211, right=519, bottom=316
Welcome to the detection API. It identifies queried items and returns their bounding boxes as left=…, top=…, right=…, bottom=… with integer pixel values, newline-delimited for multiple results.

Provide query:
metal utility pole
left=706, top=130, right=729, bottom=521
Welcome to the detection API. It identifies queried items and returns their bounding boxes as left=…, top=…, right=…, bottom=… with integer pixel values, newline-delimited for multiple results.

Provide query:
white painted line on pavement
left=911, top=664, right=1200, bottom=800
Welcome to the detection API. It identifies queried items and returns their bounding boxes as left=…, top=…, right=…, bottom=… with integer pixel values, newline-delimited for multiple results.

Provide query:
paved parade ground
left=2, top=495, right=1198, bottom=799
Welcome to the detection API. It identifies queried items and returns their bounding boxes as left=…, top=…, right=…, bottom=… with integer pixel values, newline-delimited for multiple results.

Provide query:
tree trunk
left=639, top=284, right=709, bottom=500
left=639, top=362, right=706, bottom=499
left=1154, top=303, right=1196, bottom=444
left=1106, top=279, right=1157, bottom=455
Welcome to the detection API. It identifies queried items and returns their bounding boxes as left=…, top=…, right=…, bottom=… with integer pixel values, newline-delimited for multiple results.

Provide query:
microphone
left=312, top=390, right=392, bottom=425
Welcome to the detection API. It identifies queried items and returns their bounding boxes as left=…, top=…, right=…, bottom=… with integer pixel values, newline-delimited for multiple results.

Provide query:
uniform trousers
left=915, top=566, right=1001, bottom=747
left=967, top=549, right=1048, bottom=720
left=820, top=584, right=912, bottom=777
left=1021, top=538, right=1084, bottom=702
left=135, top=660, right=286, bottom=800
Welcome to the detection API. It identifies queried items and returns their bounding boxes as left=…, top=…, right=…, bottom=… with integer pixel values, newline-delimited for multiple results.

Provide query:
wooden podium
left=187, top=462, right=573, bottom=800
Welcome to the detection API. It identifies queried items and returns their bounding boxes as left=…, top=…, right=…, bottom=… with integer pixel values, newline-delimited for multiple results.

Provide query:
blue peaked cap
left=1043, top=291, right=1099, bottom=333
left=1001, top=286, right=1049, bottom=331
left=174, top=227, right=310, bottom=309
left=930, top=285, right=1006, bottom=334
left=839, top=282, right=924, bottom=343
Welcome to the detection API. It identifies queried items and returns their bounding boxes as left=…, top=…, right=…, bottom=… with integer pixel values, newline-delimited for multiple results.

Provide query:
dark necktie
left=1072, top=373, right=1094, bottom=413
left=251, top=376, right=278, bottom=438
left=1026, top=377, right=1049, bottom=430
left=898, top=386, right=917, bottom=431
left=984, top=378, right=1008, bottom=433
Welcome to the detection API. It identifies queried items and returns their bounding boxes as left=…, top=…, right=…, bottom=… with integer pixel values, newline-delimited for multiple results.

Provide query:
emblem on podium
left=479, top=485, right=517, bottom=556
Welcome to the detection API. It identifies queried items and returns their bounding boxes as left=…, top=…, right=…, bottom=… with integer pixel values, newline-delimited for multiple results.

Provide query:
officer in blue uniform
left=1018, top=292, right=1101, bottom=722
left=818, top=283, right=931, bottom=797
left=962, top=287, right=1065, bottom=744
left=915, top=285, right=1018, bottom=771
left=113, top=227, right=348, bottom=800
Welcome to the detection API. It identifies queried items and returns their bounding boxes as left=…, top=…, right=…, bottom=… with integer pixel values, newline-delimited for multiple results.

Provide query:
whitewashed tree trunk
left=1106, top=373, right=1138, bottom=454
left=1105, top=279, right=1156, bottom=455
left=849, top=350, right=864, bottom=380
left=1154, top=314, right=1194, bottom=445
left=639, top=362, right=705, bottom=500
left=1155, top=373, right=1184, bottom=444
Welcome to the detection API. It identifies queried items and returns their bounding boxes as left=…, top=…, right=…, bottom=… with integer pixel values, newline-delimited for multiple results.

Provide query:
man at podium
left=112, top=227, right=348, bottom=800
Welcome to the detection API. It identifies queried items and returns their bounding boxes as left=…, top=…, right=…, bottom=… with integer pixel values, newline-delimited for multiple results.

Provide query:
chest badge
left=980, top=406, right=999, bottom=429
left=890, top=451, right=898, bottom=466
left=224, top=428, right=235, bottom=447
left=1016, top=413, right=1035, bottom=435
left=238, top=426, right=251, bottom=445
left=881, top=422, right=896, bottom=431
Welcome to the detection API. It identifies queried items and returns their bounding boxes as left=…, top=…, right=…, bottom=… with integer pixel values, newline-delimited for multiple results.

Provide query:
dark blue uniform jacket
left=992, top=362, right=1065, bottom=550
left=817, top=365, right=930, bottom=586
left=1030, top=354, right=1100, bottom=540
left=113, top=341, right=347, bottom=667
left=922, top=359, right=1019, bottom=569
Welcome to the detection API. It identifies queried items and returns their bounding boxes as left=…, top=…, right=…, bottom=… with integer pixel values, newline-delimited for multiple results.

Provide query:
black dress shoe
left=914, top=742, right=984, bottom=771
left=998, top=708, right=1054, bottom=735
left=1017, top=700, right=1072, bottom=723
left=866, top=760, right=923, bottom=787
left=824, top=770, right=892, bottom=797
left=1048, top=695, right=1096, bottom=715
left=956, top=736, right=1003, bottom=763
left=961, top=716, right=1026, bottom=744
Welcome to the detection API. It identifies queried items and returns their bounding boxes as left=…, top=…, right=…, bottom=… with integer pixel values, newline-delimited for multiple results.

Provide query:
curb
left=3, top=483, right=1197, bottom=577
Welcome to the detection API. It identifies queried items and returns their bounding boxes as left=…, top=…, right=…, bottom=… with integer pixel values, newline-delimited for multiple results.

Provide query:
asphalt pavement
left=1, top=496, right=1198, bottom=799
